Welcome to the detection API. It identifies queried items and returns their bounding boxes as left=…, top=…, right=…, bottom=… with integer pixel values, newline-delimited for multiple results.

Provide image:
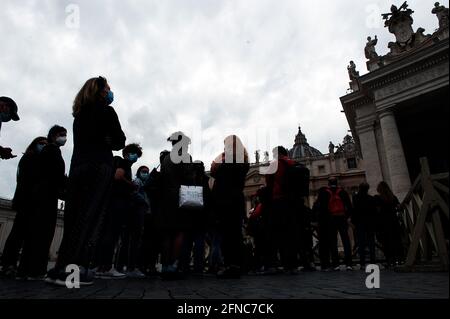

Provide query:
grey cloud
left=0, top=0, right=443, bottom=198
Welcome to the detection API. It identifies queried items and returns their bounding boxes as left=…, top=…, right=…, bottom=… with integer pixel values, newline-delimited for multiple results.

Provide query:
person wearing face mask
left=0, top=96, right=20, bottom=160
left=0, top=137, right=47, bottom=276
left=45, top=77, right=126, bottom=286
left=115, top=165, right=151, bottom=278
left=94, top=143, right=142, bottom=279
left=17, top=126, right=68, bottom=280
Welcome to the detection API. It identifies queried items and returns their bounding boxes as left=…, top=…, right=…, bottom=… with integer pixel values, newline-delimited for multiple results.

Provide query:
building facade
left=340, top=2, right=449, bottom=201
left=242, top=126, right=366, bottom=212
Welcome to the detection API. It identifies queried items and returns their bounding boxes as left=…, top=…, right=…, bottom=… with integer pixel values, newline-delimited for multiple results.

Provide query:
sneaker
left=95, top=267, right=126, bottom=279
left=127, top=269, right=146, bottom=279
left=333, top=265, right=341, bottom=271
left=346, top=265, right=353, bottom=271
left=320, top=266, right=333, bottom=272
left=46, top=266, right=94, bottom=286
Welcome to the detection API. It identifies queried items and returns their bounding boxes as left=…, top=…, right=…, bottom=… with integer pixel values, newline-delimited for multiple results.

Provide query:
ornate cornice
left=361, top=39, right=449, bottom=91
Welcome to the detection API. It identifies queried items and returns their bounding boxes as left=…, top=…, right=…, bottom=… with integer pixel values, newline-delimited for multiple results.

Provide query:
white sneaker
left=333, top=266, right=341, bottom=271
left=346, top=265, right=353, bottom=271
left=127, top=269, right=146, bottom=279
left=95, top=268, right=126, bottom=279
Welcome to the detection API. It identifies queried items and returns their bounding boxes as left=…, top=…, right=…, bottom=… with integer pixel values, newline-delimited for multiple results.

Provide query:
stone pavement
left=0, top=269, right=448, bottom=299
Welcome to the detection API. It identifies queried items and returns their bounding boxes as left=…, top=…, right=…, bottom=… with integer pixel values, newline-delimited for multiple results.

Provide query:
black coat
left=352, top=192, right=377, bottom=229
left=158, top=154, right=195, bottom=232
left=36, top=144, right=66, bottom=198
left=12, top=152, right=41, bottom=211
left=211, top=162, right=250, bottom=221
left=71, top=104, right=126, bottom=168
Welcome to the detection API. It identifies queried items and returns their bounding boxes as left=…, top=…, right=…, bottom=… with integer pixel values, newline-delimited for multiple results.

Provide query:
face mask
left=36, top=144, right=46, bottom=153
left=56, top=136, right=67, bottom=146
left=105, top=91, right=114, bottom=105
left=128, top=153, right=138, bottom=163
left=140, top=172, right=149, bottom=180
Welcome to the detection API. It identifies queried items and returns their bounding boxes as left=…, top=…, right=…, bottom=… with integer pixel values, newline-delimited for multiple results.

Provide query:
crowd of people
left=0, top=77, right=405, bottom=286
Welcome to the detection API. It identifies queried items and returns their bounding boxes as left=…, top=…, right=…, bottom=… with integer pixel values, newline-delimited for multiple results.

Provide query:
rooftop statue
left=365, top=36, right=379, bottom=60
left=347, top=61, right=359, bottom=80
left=382, top=1, right=415, bottom=47
left=255, top=150, right=260, bottom=164
left=432, top=2, right=449, bottom=29
left=328, top=141, right=335, bottom=155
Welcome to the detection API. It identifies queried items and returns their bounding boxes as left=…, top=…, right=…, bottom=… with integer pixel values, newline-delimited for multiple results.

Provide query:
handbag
left=179, top=185, right=204, bottom=209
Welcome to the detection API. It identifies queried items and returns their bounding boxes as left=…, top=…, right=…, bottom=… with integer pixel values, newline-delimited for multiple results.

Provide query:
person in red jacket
left=265, top=146, right=299, bottom=274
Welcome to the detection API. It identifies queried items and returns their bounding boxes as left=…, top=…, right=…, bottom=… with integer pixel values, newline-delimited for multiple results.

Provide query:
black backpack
left=285, top=162, right=310, bottom=198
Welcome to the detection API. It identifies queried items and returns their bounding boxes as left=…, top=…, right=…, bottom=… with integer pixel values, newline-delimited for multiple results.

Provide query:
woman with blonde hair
left=46, top=76, right=126, bottom=286
left=211, top=135, right=249, bottom=278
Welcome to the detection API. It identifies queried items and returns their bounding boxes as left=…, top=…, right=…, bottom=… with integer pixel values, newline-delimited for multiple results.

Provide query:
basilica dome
left=289, top=126, right=323, bottom=160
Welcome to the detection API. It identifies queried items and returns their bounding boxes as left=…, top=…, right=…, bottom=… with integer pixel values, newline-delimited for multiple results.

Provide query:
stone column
left=379, top=109, right=411, bottom=201
left=356, top=122, right=384, bottom=195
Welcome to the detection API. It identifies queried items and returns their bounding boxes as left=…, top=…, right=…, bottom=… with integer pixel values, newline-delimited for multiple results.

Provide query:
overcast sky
left=0, top=0, right=445, bottom=199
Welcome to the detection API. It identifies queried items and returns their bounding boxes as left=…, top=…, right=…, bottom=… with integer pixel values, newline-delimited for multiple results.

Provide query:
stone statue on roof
left=382, top=1, right=414, bottom=46
left=328, top=141, right=335, bottom=154
left=432, top=2, right=449, bottom=29
left=255, top=150, right=260, bottom=164
left=365, top=36, right=379, bottom=60
left=347, top=61, right=359, bottom=80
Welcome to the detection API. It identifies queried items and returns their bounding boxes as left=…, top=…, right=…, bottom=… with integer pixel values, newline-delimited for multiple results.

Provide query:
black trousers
left=116, top=203, right=146, bottom=271
left=267, top=199, right=299, bottom=270
left=140, top=213, right=161, bottom=272
left=218, top=208, right=243, bottom=268
left=18, top=195, right=58, bottom=277
left=319, top=215, right=352, bottom=268
left=96, top=197, right=130, bottom=269
left=356, top=223, right=376, bottom=266
left=1, top=208, right=29, bottom=268
left=56, top=162, right=114, bottom=270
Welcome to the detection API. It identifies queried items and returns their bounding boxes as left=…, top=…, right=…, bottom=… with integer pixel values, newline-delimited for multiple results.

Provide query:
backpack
left=326, top=188, right=346, bottom=216
left=285, top=162, right=310, bottom=198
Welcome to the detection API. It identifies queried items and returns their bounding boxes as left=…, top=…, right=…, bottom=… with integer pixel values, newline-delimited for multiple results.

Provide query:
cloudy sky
left=0, top=0, right=445, bottom=199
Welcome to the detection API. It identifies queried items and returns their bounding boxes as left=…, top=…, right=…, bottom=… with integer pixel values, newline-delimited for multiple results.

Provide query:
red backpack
left=326, top=187, right=346, bottom=216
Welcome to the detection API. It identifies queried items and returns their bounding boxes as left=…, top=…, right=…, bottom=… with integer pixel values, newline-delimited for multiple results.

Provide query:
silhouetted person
left=352, top=182, right=377, bottom=268
left=46, top=77, right=126, bottom=286
left=375, top=181, right=404, bottom=267
left=140, top=150, right=169, bottom=275
left=96, top=143, right=143, bottom=278
left=211, top=135, right=249, bottom=279
left=18, top=125, right=68, bottom=279
left=265, top=146, right=299, bottom=274
left=0, top=137, right=47, bottom=276
left=316, top=177, right=353, bottom=271
left=159, top=132, right=193, bottom=279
